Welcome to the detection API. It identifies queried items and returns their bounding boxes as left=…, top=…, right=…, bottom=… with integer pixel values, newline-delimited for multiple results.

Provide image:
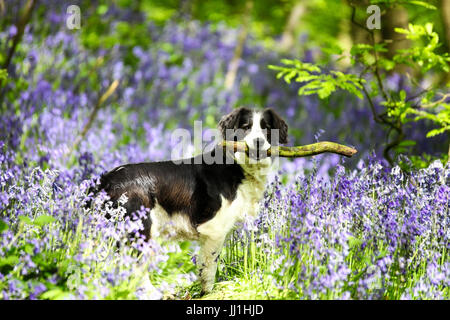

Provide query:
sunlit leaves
left=408, top=103, right=450, bottom=138
left=370, top=0, right=437, bottom=10
left=0, top=69, right=7, bottom=81
left=0, top=220, right=8, bottom=233
left=269, top=59, right=364, bottom=100
left=394, top=23, right=450, bottom=73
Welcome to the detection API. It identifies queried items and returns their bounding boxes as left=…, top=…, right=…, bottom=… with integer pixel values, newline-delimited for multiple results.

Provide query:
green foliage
left=269, top=59, right=365, bottom=99
left=271, top=1, right=450, bottom=166
left=350, top=43, right=395, bottom=71
left=0, top=69, right=7, bottom=81
left=406, top=153, right=449, bottom=169
left=0, top=220, right=8, bottom=233
left=385, top=22, right=450, bottom=141
left=294, top=0, right=351, bottom=62
left=394, top=23, right=450, bottom=73
left=371, top=0, right=437, bottom=10
left=409, top=98, right=450, bottom=138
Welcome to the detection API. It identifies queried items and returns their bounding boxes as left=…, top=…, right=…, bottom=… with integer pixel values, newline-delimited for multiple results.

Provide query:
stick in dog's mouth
left=220, top=141, right=358, bottom=158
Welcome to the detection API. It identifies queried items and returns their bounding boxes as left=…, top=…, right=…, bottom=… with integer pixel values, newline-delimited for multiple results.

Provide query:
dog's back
left=95, top=148, right=244, bottom=240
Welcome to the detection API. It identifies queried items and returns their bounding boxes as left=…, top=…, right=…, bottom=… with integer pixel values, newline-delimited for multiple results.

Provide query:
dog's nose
left=253, top=138, right=265, bottom=149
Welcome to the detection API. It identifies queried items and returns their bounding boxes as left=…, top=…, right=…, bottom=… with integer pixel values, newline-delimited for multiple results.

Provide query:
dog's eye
left=242, top=124, right=251, bottom=130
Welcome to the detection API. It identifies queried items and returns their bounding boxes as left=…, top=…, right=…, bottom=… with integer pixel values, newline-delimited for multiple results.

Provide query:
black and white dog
left=97, top=107, right=288, bottom=294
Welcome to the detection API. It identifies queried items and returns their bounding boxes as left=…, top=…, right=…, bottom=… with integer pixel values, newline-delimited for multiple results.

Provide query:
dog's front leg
left=197, top=235, right=225, bottom=295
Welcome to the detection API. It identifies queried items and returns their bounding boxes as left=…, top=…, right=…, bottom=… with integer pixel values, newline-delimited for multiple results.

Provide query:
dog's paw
left=200, top=283, right=214, bottom=296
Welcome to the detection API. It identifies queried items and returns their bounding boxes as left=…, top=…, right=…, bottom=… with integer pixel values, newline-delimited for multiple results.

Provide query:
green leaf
left=379, top=58, right=395, bottom=71
left=425, top=23, right=434, bottom=35
left=426, top=127, right=449, bottom=138
left=0, top=69, right=7, bottom=81
left=409, top=1, right=437, bottom=10
left=33, top=215, right=57, bottom=227
left=348, top=236, right=363, bottom=249
left=317, top=82, right=335, bottom=99
left=398, top=140, right=416, bottom=147
left=0, top=255, right=19, bottom=267
left=179, top=241, right=190, bottom=251
left=270, top=59, right=363, bottom=100
left=0, top=220, right=8, bottom=233
left=399, top=90, right=407, bottom=101
left=97, top=4, right=108, bottom=15
left=394, top=27, right=409, bottom=35
left=40, top=288, right=70, bottom=300
left=353, top=89, right=364, bottom=100
left=24, top=243, right=34, bottom=255
left=18, top=215, right=32, bottom=225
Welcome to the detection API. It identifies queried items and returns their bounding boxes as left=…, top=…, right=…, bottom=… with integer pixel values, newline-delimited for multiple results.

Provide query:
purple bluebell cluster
left=0, top=2, right=448, bottom=299
left=0, top=153, right=197, bottom=299
left=1, top=4, right=446, bottom=173
left=228, top=157, right=449, bottom=299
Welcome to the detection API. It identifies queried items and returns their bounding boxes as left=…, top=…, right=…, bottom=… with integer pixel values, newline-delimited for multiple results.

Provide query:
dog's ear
left=218, top=107, right=247, bottom=139
left=263, top=108, right=289, bottom=144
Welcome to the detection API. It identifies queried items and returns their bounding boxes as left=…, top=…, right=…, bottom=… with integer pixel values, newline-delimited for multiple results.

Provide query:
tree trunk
left=441, top=0, right=450, bottom=83
left=348, top=0, right=372, bottom=46
left=381, top=5, right=411, bottom=73
left=442, top=0, right=450, bottom=50
left=278, top=1, right=306, bottom=52
left=224, top=0, right=253, bottom=91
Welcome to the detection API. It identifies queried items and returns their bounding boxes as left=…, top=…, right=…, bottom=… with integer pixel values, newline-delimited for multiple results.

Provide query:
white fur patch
left=197, top=159, right=271, bottom=240
left=244, top=111, right=271, bottom=152
left=150, top=202, right=199, bottom=240
left=197, top=196, right=235, bottom=240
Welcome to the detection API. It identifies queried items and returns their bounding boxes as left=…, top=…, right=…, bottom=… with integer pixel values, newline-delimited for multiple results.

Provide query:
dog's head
left=218, top=107, right=288, bottom=161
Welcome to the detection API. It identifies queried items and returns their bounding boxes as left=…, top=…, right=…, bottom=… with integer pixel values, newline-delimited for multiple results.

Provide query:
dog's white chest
left=196, top=164, right=269, bottom=240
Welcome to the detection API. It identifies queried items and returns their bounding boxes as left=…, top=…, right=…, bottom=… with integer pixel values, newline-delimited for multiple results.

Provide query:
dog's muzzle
left=246, top=137, right=270, bottom=161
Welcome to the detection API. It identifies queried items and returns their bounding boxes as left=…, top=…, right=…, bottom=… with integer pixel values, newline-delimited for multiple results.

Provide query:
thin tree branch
left=1, top=0, right=36, bottom=70
left=383, top=126, right=404, bottom=166
left=349, top=3, right=389, bottom=101
left=0, top=0, right=36, bottom=104
left=361, top=84, right=383, bottom=125
left=70, top=79, right=120, bottom=154
left=350, top=2, right=406, bottom=166
left=420, top=93, right=450, bottom=109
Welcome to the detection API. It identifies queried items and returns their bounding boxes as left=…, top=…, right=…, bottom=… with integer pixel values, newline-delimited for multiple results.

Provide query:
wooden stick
left=219, top=141, right=357, bottom=158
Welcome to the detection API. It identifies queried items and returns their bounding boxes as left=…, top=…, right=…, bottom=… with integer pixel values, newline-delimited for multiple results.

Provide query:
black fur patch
left=262, top=108, right=289, bottom=144
left=218, top=107, right=252, bottom=140
left=97, top=147, right=244, bottom=239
